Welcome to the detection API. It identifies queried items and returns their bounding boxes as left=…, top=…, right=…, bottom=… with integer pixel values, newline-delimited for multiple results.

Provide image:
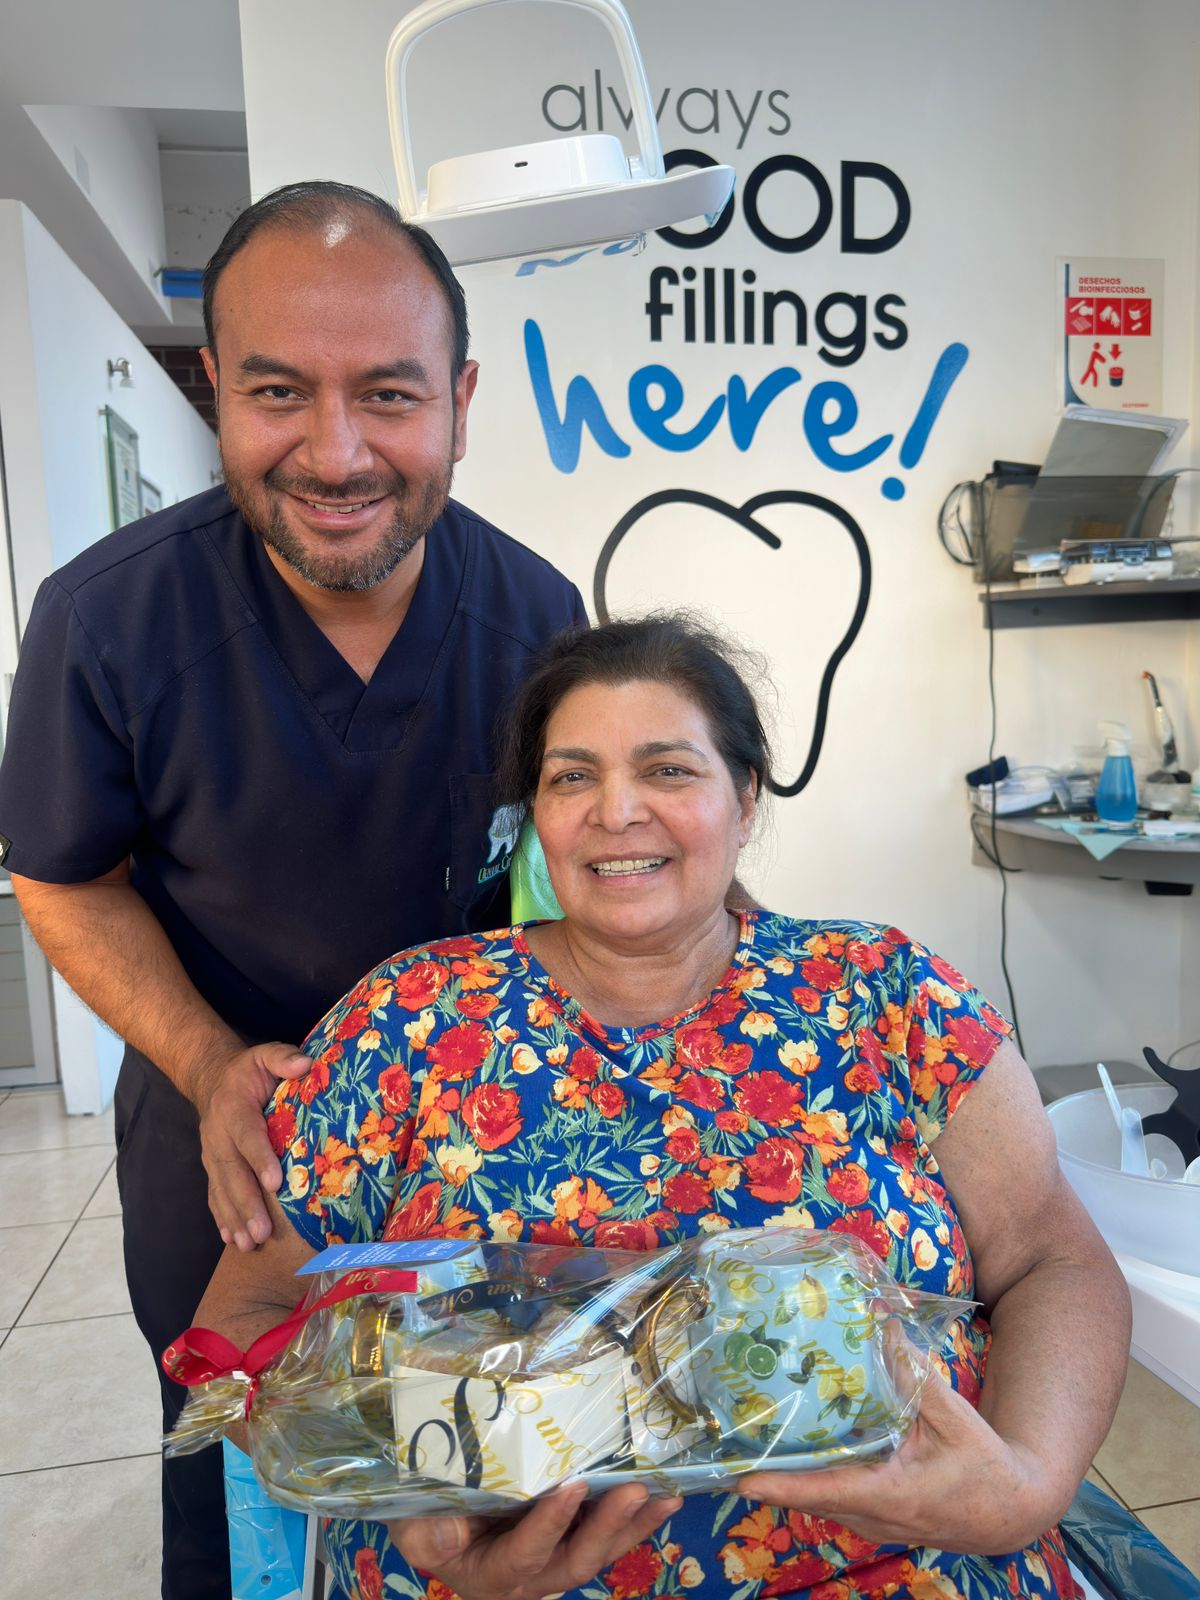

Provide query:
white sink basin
left=1046, top=1084, right=1200, bottom=1278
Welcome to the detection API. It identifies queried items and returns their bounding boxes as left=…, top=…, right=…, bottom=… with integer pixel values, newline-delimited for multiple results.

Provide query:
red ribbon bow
left=161, top=1266, right=418, bottom=1416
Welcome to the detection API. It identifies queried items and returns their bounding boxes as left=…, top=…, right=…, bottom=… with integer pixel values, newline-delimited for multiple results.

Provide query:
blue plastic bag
left=1060, top=1478, right=1200, bottom=1600
left=223, top=1439, right=311, bottom=1600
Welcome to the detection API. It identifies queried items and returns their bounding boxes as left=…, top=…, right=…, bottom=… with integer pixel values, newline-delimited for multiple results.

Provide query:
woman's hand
left=737, top=1368, right=1069, bottom=1557
left=387, top=1481, right=682, bottom=1600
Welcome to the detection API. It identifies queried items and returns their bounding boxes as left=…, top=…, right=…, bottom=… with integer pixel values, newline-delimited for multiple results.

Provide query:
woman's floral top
left=270, top=913, right=1079, bottom=1600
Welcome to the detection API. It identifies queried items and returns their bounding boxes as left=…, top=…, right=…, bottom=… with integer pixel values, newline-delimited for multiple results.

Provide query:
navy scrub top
left=0, top=487, right=585, bottom=1046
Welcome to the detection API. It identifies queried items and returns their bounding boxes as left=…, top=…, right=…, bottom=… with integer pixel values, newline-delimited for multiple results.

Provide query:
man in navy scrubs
left=0, top=182, right=585, bottom=1598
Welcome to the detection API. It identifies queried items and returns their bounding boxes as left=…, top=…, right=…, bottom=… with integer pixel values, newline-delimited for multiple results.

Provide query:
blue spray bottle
left=1095, top=721, right=1138, bottom=824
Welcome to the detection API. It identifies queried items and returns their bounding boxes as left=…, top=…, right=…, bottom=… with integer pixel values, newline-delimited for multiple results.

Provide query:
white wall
left=239, top=0, right=1200, bottom=1070
left=0, top=198, right=221, bottom=1109
left=0, top=200, right=220, bottom=623
left=23, top=105, right=169, bottom=314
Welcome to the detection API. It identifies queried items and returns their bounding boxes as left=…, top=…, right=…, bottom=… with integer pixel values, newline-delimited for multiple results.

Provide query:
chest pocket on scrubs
left=447, top=773, right=518, bottom=914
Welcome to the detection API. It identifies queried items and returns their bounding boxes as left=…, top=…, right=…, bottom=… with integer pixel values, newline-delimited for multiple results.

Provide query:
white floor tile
left=0, top=1086, right=114, bottom=1154
left=0, top=1313, right=161, bottom=1473
left=0, top=1145, right=115, bottom=1226
left=19, top=1215, right=131, bottom=1325
left=0, top=1220, right=70, bottom=1329
left=81, top=1157, right=120, bottom=1219
left=0, top=1454, right=160, bottom=1598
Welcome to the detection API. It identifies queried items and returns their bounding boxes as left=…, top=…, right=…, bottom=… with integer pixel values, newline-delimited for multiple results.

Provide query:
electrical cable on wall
left=977, top=515, right=1026, bottom=1057
left=937, top=480, right=979, bottom=567
left=968, top=812, right=1024, bottom=872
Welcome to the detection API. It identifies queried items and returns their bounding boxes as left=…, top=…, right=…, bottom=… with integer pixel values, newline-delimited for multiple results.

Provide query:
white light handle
left=385, top=0, right=665, bottom=218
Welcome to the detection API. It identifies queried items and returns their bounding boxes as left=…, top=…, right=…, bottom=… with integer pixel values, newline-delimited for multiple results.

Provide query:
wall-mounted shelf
left=979, top=577, right=1200, bottom=630
left=970, top=816, right=1200, bottom=892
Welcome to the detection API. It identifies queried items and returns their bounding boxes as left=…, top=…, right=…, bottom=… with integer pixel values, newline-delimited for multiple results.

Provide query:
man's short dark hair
left=202, top=180, right=469, bottom=375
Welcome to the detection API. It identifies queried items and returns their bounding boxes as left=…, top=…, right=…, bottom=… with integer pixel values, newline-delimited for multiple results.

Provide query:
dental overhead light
left=386, top=0, right=734, bottom=268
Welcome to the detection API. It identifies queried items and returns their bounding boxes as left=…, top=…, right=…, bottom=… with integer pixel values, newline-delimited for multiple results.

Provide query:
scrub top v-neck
left=230, top=521, right=459, bottom=752
left=0, top=487, right=585, bottom=1046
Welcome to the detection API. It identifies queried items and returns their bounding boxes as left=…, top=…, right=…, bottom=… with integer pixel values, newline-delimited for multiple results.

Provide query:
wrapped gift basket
left=164, top=1226, right=970, bottom=1518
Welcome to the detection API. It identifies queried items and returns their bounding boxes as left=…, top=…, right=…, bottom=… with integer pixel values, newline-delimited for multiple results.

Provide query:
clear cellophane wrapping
left=165, top=1226, right=970, bottom=1518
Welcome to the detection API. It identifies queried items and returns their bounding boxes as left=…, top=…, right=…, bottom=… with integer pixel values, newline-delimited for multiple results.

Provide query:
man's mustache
left=263, top=470, right=404, bottom=502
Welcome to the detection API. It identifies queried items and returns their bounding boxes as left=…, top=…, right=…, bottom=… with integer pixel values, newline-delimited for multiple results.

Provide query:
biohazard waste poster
left=1059, top=256, right=1163, bottom=412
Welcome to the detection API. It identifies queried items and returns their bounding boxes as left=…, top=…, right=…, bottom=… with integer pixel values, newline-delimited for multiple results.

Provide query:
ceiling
left=0, top=0, right=245, bottom=328
left=149, top=109, right=247, bottom=153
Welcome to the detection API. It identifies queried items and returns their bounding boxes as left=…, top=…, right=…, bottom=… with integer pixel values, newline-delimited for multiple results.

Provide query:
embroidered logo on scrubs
left=478, top=804, right=522, bottom=884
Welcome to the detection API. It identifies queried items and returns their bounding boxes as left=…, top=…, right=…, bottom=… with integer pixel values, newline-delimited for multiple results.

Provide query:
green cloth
left=1037, top=817, right=1137, bottom=861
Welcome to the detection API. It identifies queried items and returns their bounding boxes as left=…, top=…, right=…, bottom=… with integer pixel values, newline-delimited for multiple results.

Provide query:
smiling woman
left=496, top=615, right=764, bottom=1022
left=188, top=613, right=1130, bottom=1600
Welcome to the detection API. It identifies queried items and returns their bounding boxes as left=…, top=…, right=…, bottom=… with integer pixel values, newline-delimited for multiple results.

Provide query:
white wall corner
left=0, top=202, right=53, bottom=637
left=23, top=103, right=171, bottom=324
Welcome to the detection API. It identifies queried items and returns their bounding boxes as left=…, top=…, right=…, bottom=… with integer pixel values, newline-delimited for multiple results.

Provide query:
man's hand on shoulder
left=190, top=1042, right=312, bottom=1252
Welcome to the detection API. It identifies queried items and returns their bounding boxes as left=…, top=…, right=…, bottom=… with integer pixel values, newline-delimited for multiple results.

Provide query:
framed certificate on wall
left=102, top=406, right=142, bottom=529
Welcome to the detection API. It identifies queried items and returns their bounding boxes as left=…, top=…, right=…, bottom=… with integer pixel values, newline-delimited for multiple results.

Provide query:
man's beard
left=222, top=458, right=453, bottom=593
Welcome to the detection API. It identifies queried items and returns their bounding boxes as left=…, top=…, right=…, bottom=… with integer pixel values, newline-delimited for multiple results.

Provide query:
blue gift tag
left=295, top=1239, right=477, bottom=1275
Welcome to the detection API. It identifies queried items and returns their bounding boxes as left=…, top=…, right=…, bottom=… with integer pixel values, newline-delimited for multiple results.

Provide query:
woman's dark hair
left=202, top=180, right=469, bottom=375
left=496, top=613, right=772, bottom=809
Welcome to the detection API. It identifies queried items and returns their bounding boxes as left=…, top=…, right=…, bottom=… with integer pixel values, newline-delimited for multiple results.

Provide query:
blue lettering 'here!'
left=523, top=318, right=969, bottom=485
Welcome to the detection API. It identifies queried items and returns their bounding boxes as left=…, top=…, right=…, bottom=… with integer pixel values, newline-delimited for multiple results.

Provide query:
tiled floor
left=0, top=1085, right=161, bottom=1596
left=1, top=1085, right=1198, bottom=1596
left=1087, top=1357, right=1200, bottom=1574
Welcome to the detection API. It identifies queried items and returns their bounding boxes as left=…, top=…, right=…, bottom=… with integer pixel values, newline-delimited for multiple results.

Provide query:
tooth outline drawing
left=592, top=488, right=871, bottom=798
